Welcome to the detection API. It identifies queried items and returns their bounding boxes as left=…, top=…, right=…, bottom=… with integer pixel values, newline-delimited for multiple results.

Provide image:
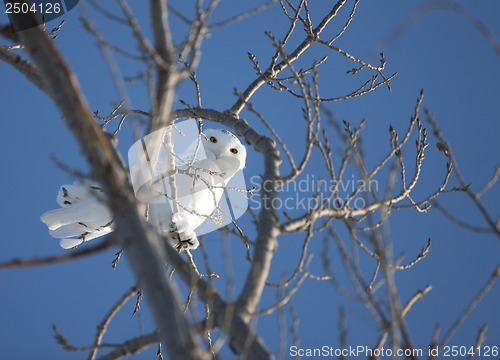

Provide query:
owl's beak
left=214, top=150, right=227, bottom=160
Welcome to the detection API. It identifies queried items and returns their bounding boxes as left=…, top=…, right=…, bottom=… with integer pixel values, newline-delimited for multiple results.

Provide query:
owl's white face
left=202, top=128, right=246, bottom=177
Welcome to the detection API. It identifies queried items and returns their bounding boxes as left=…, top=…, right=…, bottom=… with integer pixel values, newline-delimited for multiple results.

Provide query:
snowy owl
left=40, top=128, right=247, bottom=250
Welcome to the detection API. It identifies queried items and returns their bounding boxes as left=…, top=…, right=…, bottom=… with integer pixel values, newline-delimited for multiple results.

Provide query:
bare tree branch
left=3, top=2, right=497, bottom=358
left=439, top=266, right=500, bottom=347
left=11, top=9, right=210, bottom=360
left=0, top=237, right=114, bottom=270
left=229, top=0, right=350, bottom=116
left=0, top=45, right=45, bottom=93
left=88, top=285, right=140, bottom=360
left=97, top=332, right=159, bottom=360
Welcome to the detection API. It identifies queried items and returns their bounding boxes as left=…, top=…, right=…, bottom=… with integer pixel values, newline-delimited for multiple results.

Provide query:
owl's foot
left=175, top=237, right=199, bottom=251
left=167, top=224, right=199, bottom=251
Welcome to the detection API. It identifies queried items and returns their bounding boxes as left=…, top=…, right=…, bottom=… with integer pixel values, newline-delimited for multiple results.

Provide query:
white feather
left=41, top=128, right=246, bottom=250
left=40, top=182, right=114, bottom=248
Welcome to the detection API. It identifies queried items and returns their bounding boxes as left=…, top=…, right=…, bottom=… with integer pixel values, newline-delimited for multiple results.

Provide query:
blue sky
left=1, top=1, right=499, bottom=359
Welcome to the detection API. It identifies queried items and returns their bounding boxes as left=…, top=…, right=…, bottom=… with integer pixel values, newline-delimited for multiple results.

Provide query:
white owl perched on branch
left=40, top=126, right=247, bottom=251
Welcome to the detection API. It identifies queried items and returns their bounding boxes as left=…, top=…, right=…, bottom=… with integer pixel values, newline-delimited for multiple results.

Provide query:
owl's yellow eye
left=209, top=136, right=217, bottom=143
left=230, top=148, right=238, bottom=154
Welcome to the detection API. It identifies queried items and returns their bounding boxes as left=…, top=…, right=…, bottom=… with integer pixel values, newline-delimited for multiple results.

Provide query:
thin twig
left=88, top=285, right=139, bottom=360
left=0, top=237, right=115, bottom=270
left=439, top=266, right=500, bottom=346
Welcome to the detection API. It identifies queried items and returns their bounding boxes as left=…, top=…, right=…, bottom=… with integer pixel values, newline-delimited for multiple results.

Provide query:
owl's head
left=202, top=128, right=246, bottom=175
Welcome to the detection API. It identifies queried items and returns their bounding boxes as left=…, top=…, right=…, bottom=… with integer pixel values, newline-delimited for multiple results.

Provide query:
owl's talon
left=175, top=238, right=196, bottom=250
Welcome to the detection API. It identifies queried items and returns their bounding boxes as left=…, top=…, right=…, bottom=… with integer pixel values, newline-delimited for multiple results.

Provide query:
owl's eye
left=209, top=136, right=217, bottom=143
left=230, top=148, right=238, bottom=154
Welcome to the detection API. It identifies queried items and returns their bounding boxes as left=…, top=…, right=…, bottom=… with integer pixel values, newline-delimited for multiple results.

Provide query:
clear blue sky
left=1, top=1, right=499, bottom=359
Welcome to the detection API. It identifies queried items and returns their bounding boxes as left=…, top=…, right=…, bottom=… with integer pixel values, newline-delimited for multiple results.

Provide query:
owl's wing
left=147, top=183, right=202, bottom=251
left=176, top=133, right=207, bottom=168
left=55, top=182, right=102, bottom=207
left=41, top=183, right=114, bottom=248
left=147, top=156, right=226, bottom=251
left=57, top=231, right=112, bottom=249
left=147, top=132, right=213, bottom=231
left=51, top=224, right=114, bottom=249
left=41, top=196, right=112, bottom=230
left=147, top=198, right=174, bottom=234
left=152, top=132, right=207, bottom=179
